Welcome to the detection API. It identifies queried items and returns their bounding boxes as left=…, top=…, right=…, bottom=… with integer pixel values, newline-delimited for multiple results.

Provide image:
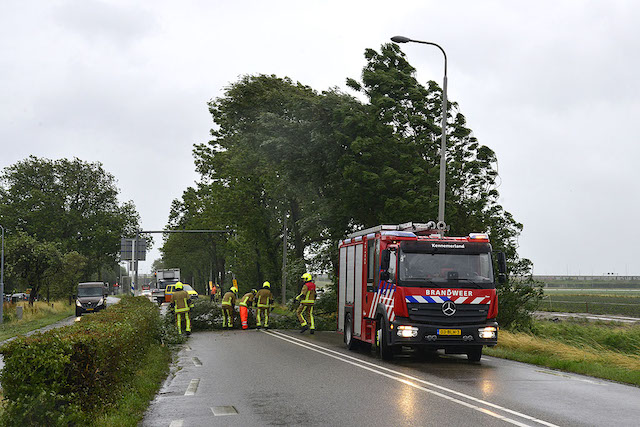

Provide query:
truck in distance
left=153, top=268, right=180, bottom=305
left=337, top=221, right=507, bottom=362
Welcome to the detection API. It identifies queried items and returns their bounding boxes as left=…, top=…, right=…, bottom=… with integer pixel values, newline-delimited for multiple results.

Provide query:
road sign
left=120, top=238, right=147, bottom=261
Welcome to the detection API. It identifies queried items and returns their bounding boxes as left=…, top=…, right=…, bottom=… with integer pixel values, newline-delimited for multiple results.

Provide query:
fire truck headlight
left=397, top=326, right=418, bottom=338
left=478, top=326, right=497, bottom=339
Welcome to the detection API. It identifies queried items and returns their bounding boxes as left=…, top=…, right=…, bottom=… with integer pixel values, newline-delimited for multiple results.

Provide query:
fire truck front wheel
left=467, top=346, right=482, bottom=362
left=344, top=314, right=357, bottom=350
left=377, top=318, right=393, bottom=361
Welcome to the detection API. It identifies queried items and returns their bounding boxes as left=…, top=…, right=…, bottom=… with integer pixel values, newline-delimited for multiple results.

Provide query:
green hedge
left=0, top=296, right=162, bottom=426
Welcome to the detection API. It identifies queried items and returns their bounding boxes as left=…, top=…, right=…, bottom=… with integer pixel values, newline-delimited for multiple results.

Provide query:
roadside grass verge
left=485, top=320, right=640, bottom=386
left=94, top=343, right=171, bottom=426
left=0, top=300, right=74, bottom=341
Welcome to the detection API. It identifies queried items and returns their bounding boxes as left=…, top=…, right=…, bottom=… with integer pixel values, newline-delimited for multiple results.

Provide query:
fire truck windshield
left=398, top=252, right=494, bottom=288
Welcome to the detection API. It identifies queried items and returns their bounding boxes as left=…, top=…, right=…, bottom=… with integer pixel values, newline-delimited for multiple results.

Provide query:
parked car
left=8, top=293, right=29, bottom=303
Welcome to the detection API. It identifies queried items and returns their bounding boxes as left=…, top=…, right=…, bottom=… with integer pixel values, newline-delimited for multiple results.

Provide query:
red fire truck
left=337, top=222, right=506, bottom=362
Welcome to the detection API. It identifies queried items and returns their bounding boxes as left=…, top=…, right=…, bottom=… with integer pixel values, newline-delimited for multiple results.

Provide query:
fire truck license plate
left=438, top=329, right=461, bottom=336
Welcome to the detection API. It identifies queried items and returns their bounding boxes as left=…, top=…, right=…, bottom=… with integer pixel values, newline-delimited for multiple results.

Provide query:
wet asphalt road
left=142, top=329, right=640, bottom=427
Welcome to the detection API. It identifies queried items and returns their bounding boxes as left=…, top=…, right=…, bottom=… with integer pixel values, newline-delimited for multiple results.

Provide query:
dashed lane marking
left=211, top=406, right=239, bottom=416
left=169, top=420, right=183, bottom=427
left=184, top=379, right=200, bottom=396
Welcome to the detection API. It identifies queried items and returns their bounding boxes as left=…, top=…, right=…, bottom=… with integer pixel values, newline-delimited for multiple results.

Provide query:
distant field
left=544, top=288, right=640, bottom=297
left=540, top=289, right=640, bottom=317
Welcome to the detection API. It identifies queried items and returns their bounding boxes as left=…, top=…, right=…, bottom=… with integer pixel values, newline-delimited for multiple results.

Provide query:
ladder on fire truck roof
left=346, top=221, right=446, bottom=239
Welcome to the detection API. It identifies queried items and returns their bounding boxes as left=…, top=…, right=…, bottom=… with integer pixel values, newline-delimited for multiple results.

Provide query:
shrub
left=190, top=299, right=222, bottom=330
left=0, top=296, right=161, bottom=426
left=314, top=288, right=337, bottom=314
left=497, top=277, right=544, bottom=331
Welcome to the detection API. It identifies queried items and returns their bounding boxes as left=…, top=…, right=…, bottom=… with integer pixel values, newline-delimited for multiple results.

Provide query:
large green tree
left=0, top=156, right=140, bottom=279
left=5, top=232, right=62, bottom=303
left=167, top=44, right=534, bottom=319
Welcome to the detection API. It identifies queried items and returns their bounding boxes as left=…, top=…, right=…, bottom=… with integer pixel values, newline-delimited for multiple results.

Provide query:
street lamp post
left=391, top=36, right=448, bottom=226
left=0, top=224, right=5, bottom=324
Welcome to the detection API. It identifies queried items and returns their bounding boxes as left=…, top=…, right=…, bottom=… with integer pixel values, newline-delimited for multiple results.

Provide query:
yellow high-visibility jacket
left=221, top=291, right=237, bottom=307
left=255, top=288, right=273, bottom=308
left=296, top=282, right=317, bottom=304
left=171, top=290, right=192, bottom=313
left=239, top=292, right=254, bottom=307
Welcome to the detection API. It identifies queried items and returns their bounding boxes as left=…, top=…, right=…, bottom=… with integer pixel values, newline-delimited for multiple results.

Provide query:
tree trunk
left=290, top=199, right=304, bottom=259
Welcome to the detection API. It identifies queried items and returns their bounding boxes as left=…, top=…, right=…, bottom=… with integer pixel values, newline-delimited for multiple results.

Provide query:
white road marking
left=265, top=330, right=559, bottom=427
left=192, top=357, right=202, bottom=366
left=169, top=420, right=184, bottom=427
left=185, top=379, right=200, bottom=396
left=534, top=369, right=606, bottom=385
left=211, top=406, right=239, bottom=416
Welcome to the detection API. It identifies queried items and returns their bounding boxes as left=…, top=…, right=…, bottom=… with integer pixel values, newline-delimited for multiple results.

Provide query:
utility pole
left=391, top=36, right=448, bottom=227
left=281, top=213, right=288, bottom=304
left=133, top=232, right=138, bottom=295
left=0, top=224, right=5, bottom=324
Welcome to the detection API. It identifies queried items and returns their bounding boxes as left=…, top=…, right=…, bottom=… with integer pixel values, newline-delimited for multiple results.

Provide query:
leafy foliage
left=0, top=296, right=161, bottom=425
left=163, top=299, right=335, bottom=331
left=0, top=156, right=140, bottom=290
left=4, top=232, right=62, bottom=303
left=162, top=44, right=536, bottom=329
left=496, top=278, right=545, bottom=330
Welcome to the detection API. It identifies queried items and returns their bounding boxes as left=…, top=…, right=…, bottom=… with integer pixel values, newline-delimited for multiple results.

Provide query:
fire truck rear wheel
left=345, top=314, right=357, bottom=350
left=377, top=319, right=393, bottom=361
left=467, top=346, right=482, bottom=362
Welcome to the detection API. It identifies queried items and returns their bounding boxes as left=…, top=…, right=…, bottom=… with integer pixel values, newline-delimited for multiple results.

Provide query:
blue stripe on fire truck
left=405, top=295, right=489, bottom=304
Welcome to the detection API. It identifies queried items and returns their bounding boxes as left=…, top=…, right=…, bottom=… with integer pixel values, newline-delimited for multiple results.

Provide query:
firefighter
left=255, top=281, right=273, bottom=330
left=210, top=283, right=218, bottom=302
left=296, top=273, right=317, bottom=334
left=239, top=289, right=257, bottom=330
left=170, top=282, right=193, bottom=335
left=221, top=285, right=238, bottom=329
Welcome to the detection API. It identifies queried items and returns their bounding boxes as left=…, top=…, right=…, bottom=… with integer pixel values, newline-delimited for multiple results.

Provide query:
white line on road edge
left=265, top=330, right=558, bottom=427
left=185, top=379, right=200, bottom=396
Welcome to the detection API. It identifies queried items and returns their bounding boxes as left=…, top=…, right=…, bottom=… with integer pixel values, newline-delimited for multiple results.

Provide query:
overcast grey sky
left=1, top=1, right=638, bottom=275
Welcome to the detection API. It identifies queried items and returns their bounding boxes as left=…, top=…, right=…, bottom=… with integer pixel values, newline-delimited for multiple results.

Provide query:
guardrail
left=541, top=297, right=640, bottom=316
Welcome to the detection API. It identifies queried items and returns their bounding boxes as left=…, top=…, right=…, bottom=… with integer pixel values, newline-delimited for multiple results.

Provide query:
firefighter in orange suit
left=221, top=286, right=238, bottom=329
left=210, top=283, right=217, bottom=302
left=296, top=273, right=317, bottom=334
left=239, top=289, right=257, bottom=330
left=170, top=282, right=194, bottom=335
left=255, top=281, right=273, bottom=330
